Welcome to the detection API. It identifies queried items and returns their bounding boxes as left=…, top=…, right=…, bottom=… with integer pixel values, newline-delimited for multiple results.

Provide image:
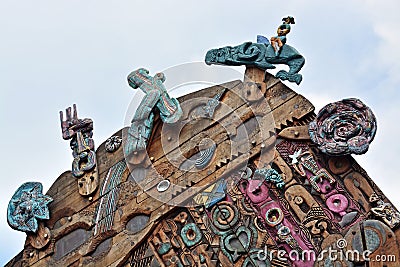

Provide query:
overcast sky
left=1, top=0, right=400, bottom=264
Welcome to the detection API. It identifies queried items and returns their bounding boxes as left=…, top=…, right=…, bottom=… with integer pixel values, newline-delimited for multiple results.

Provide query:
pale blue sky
left=1, top=0, right=400, bottom=264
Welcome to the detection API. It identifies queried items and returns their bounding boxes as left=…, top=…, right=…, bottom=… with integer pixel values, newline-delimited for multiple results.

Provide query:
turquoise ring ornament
left=7, top=182, right=53, bottom=233
left=181, top=223, right=202, bottom=247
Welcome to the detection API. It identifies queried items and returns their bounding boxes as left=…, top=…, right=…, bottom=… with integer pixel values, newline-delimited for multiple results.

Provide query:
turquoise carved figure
left=7, top=182, right=53, bottom=233
left=205, top=16, right=304, bottom=85
left=125, top=68, right=182, bottom=157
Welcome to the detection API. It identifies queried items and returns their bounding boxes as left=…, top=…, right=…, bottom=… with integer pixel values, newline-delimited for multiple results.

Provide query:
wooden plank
left=136, top=88, right=314, bottom=205
left=278, top=125, right=311, bottom=140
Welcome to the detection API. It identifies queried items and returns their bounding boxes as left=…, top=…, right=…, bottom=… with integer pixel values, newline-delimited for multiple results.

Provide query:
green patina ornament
left=180, top=223, right=202, bottom=247
left=125, top=68, right=183, bottom=158
left=255, top=168, right=285, bottom=189
left=205, top=16, right=305, bottom=85
left=7, top=182, right=53, bottom=233
left=157, top=242, right=172, bottom=255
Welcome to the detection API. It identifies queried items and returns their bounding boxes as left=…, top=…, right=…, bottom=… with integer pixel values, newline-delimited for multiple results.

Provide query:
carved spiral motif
left=309, top=98, right=377, bottom=155
left=195, top=140, right=216, bottom=169
left=211, top=201, right=239, bottom=230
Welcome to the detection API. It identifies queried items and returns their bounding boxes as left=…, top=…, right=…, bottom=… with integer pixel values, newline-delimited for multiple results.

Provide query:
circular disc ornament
left=157, top=180, right=171, bottom=192
left=265, top=207, right=284, bottom=227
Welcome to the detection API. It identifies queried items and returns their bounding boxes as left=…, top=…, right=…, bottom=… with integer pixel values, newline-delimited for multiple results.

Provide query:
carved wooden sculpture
left=205, top=17, right=305, bottom=85
left=60, top=104, right=99, bottom=196
left=125, top=68, right=183, bottom=165
left=6, top=69, right=400, bottom=266
left=309, top=98, right=377, bottom=155
left=7, top=182, right=53, bottom=250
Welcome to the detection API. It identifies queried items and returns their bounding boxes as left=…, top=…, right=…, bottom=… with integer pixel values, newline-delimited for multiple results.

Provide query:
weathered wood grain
left=7, top=66, right=400, bottom=267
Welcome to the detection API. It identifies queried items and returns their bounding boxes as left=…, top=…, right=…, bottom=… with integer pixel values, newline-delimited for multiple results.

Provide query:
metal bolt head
left=150, top=156, right=155, bottom=161
left=44, top=233, right=48, bottom=239
left=261, top=143, right=266, bottom=148
left=89, top=196, right=93, bottom=201
left=157, top=180, right=170, bottom=192
left=68, top=216, right=72, bottom=221
left=167, top=136, right=172, bottom=141
left=29, top=252, right=34, bottom=257
left=294, top=131, right=299, bottom=137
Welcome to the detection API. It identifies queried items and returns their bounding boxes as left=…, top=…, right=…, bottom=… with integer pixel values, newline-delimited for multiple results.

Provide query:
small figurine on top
left=270, top=16, right=295, bottom=56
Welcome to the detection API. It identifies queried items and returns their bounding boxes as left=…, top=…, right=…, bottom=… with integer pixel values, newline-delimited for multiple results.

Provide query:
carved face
left=70, top=130, right=94, bottom=158
left=72, top=136, right=96, bottom=178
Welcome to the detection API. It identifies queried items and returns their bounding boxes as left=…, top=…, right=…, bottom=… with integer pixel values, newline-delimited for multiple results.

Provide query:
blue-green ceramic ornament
left=7, top=182, right=53, bottom=233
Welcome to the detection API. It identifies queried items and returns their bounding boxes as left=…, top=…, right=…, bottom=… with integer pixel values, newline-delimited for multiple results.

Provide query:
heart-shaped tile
left=223, top=226, right=252, bottom=262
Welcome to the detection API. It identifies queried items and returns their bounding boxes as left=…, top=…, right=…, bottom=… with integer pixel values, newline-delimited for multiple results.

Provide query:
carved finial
left=7, top=182, right=53, bottom=233
left=124, top=68, right=182, bottom=165
left=205, top=16, right=304, bottom=84
left=59, top=105, right=99, bottom=196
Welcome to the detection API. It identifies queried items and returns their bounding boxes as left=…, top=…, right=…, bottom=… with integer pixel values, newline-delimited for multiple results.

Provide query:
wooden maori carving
left=125, top=68, right=183, bottom=165
left=288, top=148, right=335, bottom=193
left=284, top=184, right=320, bottom=223
left=105, top=136, right=122, bottom=153
left=182, top=89, right=225, bottom=121
left=271, top=150, right=294, bottom=186
left=254, top=168, right=285, bottom=189
left=7, top=182, right=53, bottom=250
left=369, top=193, right=400, bottom=229
left=6, top=66, right=400, bottom=267
left=238, top=165, right=315, bottom=266
left=205, top=17, right=305, bottom=85
left=343, top=171, right=374, bottom=212
left=342, top=220, right=400, bottom=266
left=147, top=209, right=211, bottom=266
left=7, top=182, right=53, bottom=233
left=277, top=141, right=364, bottom=230
left=60, top=104, right=99, bottom=196
left=309, top=98, right=377, bottom=155
left=278, top=125, right=311, bottom=141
